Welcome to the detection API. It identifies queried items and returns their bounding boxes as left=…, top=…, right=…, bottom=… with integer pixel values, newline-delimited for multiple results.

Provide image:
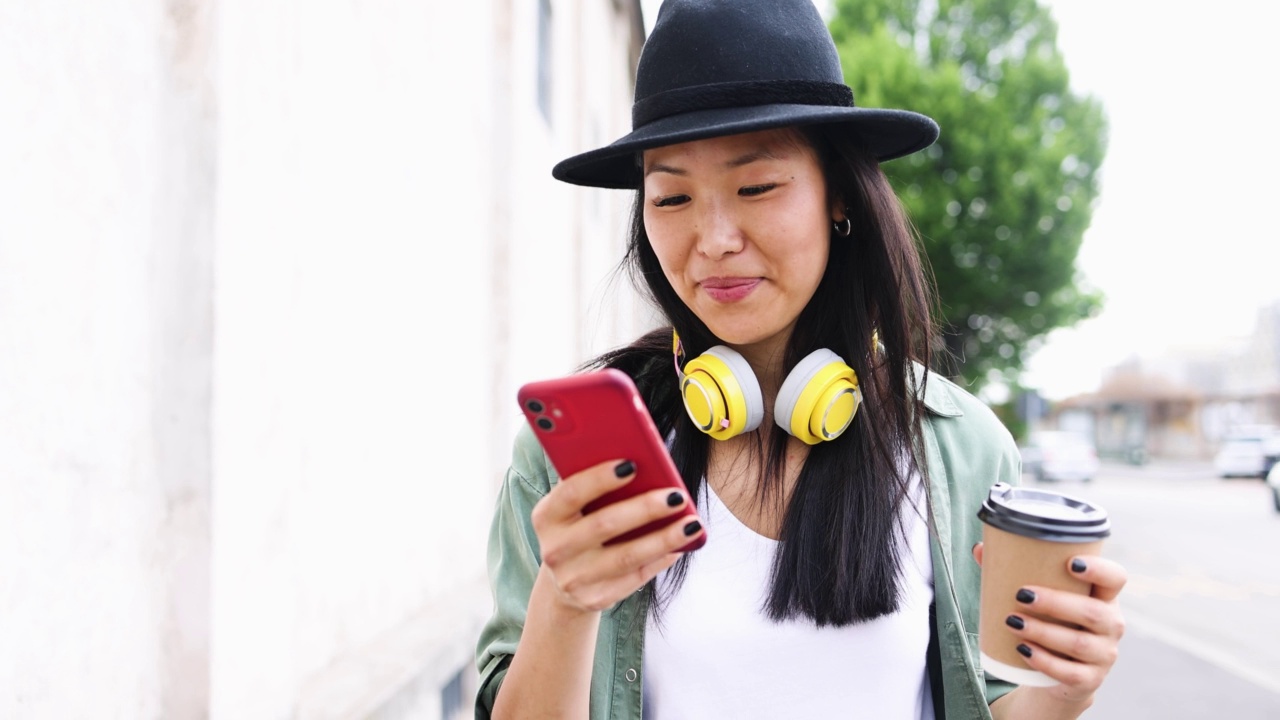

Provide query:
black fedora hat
left=552, top=0, right=940, bottom=189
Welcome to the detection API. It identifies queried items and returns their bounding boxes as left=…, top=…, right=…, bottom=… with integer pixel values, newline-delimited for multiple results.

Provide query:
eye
left=652, top=194, right=690, bottom=208
left=739, top=183, right=777, bottom=197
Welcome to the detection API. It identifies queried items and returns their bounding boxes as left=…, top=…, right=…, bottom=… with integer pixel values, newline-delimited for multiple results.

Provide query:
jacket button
left=625, top=668, right=638, bottom=682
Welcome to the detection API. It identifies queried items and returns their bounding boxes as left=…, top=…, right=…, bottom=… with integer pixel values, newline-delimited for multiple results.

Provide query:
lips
left=699, top=276, right=761, bottom=302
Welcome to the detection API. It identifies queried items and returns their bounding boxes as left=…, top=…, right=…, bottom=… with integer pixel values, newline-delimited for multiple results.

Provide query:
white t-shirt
left=643, top=476, right=936, bottom=719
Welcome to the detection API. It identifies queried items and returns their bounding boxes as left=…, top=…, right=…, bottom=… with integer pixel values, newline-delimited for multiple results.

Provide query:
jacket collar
left=912, top=362, right=963, bottom=418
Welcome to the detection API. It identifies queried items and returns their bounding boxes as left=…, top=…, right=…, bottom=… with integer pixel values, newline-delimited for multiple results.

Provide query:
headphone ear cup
left=681, top=345, right=764, bottom=440
left=774, top=349, right=861, bottom=445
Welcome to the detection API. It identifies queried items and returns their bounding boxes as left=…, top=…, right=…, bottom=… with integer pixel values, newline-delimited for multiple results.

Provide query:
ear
left=830, top=198, right=847, bottom=223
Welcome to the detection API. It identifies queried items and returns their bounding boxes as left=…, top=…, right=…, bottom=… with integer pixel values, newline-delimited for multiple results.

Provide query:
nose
left=694, top=201, right=744, bottom=259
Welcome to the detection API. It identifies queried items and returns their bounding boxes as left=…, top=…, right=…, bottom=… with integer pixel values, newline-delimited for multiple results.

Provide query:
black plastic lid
left=977, top=482, right=1111, bottom=542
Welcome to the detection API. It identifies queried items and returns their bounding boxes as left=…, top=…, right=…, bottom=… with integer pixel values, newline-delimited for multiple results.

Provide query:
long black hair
left=590, top=125, right=939, bottom=627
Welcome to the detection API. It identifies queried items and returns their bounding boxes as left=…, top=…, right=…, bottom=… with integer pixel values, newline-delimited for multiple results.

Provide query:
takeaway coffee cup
left=977, top=482, right=1111, bottom=687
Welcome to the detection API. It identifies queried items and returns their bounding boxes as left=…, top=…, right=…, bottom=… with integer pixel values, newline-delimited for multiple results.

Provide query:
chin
left=688, top=302, right=792, bottom=350
left=703, top=324, right=785, bottom=351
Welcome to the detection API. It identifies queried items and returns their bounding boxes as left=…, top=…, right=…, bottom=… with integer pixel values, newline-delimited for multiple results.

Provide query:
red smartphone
left=517, top=368, right=705, bottom=552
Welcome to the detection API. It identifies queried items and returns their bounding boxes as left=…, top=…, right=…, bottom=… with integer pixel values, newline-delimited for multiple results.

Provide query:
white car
left=1020, top=431, right=1100, bottom=483
left=1213, top=432, right=1280, bottom=479
left=1268, top=462, right=1280, bottom=513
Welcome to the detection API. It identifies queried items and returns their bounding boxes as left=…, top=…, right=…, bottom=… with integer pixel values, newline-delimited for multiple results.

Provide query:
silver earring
left=833, top=217, right=852, bottom=237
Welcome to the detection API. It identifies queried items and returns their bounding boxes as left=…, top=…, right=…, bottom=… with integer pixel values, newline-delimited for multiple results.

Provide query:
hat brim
left=552, top=104, right=939, bottom=189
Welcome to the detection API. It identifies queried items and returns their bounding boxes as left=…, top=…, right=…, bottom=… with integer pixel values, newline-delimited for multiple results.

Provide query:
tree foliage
left=829, top=0, right=1107, bottom=390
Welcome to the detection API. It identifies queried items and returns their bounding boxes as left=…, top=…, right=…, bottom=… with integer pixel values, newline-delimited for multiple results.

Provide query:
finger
left=586, top=507, right=706, bottom=579
left=1003, top=611, right=1119, bottom=668
left=972, top=541, right=984, bottom=567
left=1067, top=555, right=1129, bottom=603
left=572, top=487, right=694, bottom=550
left=558, top=509, right=706, bottom=599
left=541, top=486, right=692, bottom=570
left=1014, top=586, right=1126, bottom=638
left=1007, top=639, right=1105, bottom=694
left=536, top=458, right=637, bottom=525
left=586, top=552, right=684, bottom=611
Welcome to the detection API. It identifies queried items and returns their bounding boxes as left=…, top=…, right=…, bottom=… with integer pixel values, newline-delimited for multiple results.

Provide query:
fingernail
left=666, top=491, right=684, bottom=507
left=1071, top=558, right=1088, bottom=573
left=1016, top=643, right=1032, bottom=658
left=614, top=460, right=635, bottom=478
left=1016, top=588, right=1036, bottom=604
left=1005, top=614, right=1025, bottom=630
left=683, top=520, right=702, bottom=536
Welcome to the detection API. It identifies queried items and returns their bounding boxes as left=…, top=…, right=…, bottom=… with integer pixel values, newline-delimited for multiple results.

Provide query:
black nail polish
left=666, top=491, right=684, bottom=507
left=614, top=460, right=635, bottom=478
left=1016, top=644, right=1032, bottom=658
left=683, top=520, right=702, bottom=536
left=1016, top=588, right=1036, bottom=604
left=1071, top=558, right=1088, bottom=573
left=1005, top=615, right=1025, bottom=630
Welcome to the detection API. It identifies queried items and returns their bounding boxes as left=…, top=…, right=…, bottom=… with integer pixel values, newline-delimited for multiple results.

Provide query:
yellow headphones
left=674, top=330, right=862, bottom=445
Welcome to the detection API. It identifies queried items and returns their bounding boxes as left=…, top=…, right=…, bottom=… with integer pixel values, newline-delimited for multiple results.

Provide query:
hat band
left=632, top=80, right=855, bottom=128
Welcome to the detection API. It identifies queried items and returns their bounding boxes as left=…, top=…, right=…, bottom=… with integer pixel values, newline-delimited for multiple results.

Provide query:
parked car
left=1268, top=462, right=1280, bottom=513
left=1020, top=431, right=1100, bottom=482
left=1213, top=429, right=1280, bottom=479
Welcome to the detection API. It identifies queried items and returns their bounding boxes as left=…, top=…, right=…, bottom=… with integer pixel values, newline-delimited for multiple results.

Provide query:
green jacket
left=476, top=371, right=1020, bottom=719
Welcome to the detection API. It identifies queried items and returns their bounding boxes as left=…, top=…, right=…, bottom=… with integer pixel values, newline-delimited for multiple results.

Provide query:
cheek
left=812, top=232, right=833, bottom=282
left=643, top=215, right=687, bottom=276
left=765, top=198, right=830, bottom=280
left=799, top=187, right=833, bottom=275
left=781, top=238, right=828, bottom=294
left=809, top=243, right=831, bottom=287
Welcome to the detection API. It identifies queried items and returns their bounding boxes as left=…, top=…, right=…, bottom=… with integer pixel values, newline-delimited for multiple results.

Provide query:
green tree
left=830, top=0, right=1106, bottom=390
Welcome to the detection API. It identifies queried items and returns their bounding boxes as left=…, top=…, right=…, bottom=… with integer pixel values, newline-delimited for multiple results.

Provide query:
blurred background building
left=0, top=1, right=649, bottom=718
left=1049, top=301, right=1280, bottom=462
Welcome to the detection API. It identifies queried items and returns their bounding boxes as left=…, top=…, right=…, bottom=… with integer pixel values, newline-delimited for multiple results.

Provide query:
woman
left=476, top=1, right=1126, bottom=718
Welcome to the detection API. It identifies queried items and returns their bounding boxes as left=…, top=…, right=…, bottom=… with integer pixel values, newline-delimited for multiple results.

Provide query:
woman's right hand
left=530, top=458, right=705, bottom=614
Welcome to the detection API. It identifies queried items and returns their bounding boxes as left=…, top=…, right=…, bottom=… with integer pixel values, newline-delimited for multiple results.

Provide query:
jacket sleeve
left=475, top=425, right=555, bottom=719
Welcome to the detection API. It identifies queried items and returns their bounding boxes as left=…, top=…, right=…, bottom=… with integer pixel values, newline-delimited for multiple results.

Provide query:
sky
left=1018, top=0, right=1280, bottom=399
left=639, top=0, right=1280, bottom=400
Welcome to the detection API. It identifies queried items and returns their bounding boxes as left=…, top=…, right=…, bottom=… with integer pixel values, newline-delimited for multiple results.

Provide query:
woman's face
left=643, top=128, right=837, bottom=358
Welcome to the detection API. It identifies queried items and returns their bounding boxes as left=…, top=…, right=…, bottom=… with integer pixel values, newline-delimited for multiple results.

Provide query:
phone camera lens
left=536, top=416, right=554, bottom=431
left=526, top=399, right=545, bottom=413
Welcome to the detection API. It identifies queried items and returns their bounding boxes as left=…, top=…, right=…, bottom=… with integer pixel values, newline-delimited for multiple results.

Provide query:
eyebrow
left=644, top=162, right=687, bottom=178
left=643, top=147, right=786, bottom=178
left=725, top=148, right=783, bottom=169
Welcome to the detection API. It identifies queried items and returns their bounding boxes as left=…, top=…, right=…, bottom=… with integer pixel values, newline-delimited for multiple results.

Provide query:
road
left=1023, top=461, right=1280, bottom=719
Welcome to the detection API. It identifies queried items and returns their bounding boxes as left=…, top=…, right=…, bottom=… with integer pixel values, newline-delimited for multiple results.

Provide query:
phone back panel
left=517, top=369, right=704, bottom=550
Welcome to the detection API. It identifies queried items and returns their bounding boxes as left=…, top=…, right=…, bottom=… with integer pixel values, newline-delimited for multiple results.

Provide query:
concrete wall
left=0, top=1, right=214, bottom=716
left=211, top=0, right=501, bottom=717
left=1, top=0, right=646, bottom=718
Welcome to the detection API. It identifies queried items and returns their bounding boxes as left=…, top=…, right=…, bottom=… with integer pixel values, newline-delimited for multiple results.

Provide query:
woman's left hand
left=975, top=543, right=1128, bottom=712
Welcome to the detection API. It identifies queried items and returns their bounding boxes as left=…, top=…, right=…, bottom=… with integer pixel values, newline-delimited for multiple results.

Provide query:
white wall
left=1, top=0, right=647, bottom=718
left=493, top=0, right=650, bottom=464
left=213, top=0, right=499, bottom=717
left=0, top=1, right=214, bottom=717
